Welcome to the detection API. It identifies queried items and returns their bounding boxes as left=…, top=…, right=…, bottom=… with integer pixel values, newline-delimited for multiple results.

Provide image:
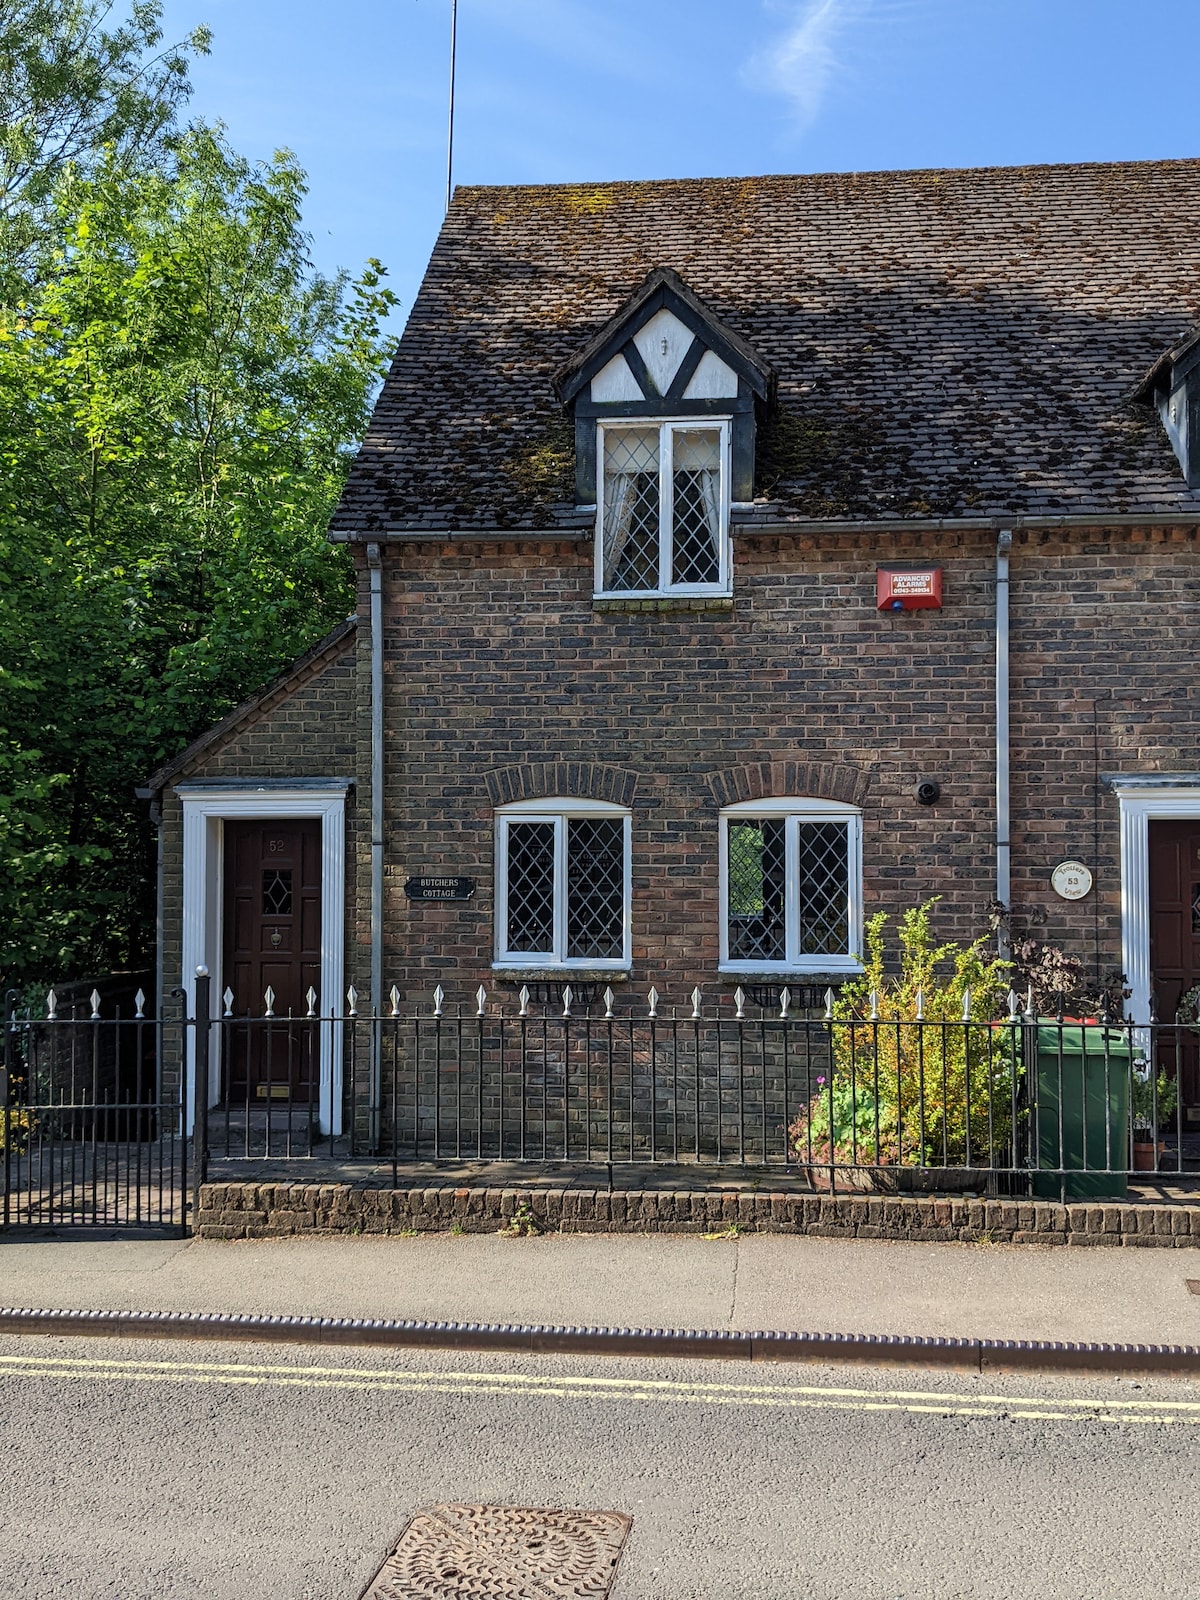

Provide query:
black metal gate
left=2, top=989, right=188, bottom=1234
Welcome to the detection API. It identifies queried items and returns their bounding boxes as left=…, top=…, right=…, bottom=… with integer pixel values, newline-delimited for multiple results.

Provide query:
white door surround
left=177, top=780, right=350, bottom=1135
left=1111, top=775, right=1200, bottom=1023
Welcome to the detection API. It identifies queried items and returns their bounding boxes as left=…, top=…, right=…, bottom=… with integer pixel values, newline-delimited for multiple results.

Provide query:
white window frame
left=495, top=797, right=632, bottom=971
left=718, top=797, right=863, bottom=976
left=595, top=418, right=732, bottom=598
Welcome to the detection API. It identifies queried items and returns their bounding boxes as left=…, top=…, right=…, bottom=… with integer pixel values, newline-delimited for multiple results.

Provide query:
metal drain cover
left=362, top=1504, right=632, bottom=1599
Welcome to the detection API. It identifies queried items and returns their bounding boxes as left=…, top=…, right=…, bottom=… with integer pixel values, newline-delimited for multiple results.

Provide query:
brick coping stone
left=197, top=1183, right=1200, bottom=1247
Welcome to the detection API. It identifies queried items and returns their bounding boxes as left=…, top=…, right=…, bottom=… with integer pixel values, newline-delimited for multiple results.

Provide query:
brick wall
left=373, top=523, right=1200, bottom=1014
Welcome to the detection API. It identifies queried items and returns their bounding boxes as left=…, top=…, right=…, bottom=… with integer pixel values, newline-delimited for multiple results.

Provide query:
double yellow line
left=2, top=1351, right=1198, bottom=1425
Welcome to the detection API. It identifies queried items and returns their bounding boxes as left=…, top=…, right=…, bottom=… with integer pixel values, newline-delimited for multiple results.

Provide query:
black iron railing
left=4, top=977, right=1197, bottom=1232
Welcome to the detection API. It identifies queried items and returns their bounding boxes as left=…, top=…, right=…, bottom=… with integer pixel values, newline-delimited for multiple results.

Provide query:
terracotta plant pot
left=1131, top=1140, right=1165, bottom=1171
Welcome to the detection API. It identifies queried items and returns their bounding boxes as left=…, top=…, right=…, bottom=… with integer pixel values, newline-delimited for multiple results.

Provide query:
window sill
left=593, top=594, right=733, bottom=614
left=717, top=966, right=862, bottom=982
left=491, top=965, right=631, bottom=983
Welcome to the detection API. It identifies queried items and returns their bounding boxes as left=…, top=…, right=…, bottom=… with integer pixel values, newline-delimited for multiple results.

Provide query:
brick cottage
left=143, top=159, right=1200, bottom=1139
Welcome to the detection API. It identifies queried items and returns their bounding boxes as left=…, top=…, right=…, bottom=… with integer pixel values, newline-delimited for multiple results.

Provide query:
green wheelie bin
left=1030, top=1023, right=1134, bottom=1200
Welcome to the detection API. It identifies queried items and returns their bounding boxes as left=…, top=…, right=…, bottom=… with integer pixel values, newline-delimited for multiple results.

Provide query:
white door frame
left=178, top=782, right=349, bottom=1135
left=1113, top=775, right=1200, bottom=1023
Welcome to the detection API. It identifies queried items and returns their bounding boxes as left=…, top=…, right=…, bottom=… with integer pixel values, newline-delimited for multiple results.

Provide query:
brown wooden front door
left=1148, top=819, right=1200, bottom=1115
left=222, top=819, right=322, bottom=1100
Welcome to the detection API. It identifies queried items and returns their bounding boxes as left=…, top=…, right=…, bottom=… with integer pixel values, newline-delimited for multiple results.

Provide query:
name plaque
left=404, top=876, right=476, bottom=902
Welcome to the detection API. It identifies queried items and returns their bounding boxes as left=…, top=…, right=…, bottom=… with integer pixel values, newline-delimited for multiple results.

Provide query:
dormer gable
left=555, top=267, right=773, bottom=506
left=1133, top=329, right=1200, bottom=490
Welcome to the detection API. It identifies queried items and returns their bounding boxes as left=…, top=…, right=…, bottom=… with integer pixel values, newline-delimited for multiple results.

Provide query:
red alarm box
left=877, top=567, right=942, bottom=611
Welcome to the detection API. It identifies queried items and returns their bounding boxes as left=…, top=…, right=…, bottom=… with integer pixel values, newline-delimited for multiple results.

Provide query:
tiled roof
left=331, top=161, right=1200, bottom=535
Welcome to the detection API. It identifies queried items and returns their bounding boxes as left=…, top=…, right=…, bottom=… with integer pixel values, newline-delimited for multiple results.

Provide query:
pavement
left=3, top=1228, right=1200, bottom=1347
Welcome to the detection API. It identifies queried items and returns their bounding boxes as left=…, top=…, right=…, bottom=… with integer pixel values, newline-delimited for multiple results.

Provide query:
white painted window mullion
left=783, top=814, right=799, bottom=968
left=659, top=421, right=672, bottom=591
left=554, top=816, right=569, bottom=964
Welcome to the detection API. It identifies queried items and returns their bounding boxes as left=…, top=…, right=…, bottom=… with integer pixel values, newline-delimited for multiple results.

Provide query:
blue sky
left=158, top=1, right=1200, bottom=330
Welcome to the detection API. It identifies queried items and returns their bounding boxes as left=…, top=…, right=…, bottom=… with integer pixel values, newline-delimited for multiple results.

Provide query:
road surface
left=1, top=1334, right=1195, bottom=1599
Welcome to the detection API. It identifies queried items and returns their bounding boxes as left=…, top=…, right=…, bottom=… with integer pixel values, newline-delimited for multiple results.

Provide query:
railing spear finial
left=647, top=986, right=659, bottom=1020
left=90, top=988, right=101, bottom=1020
left=433, top=984, right=445, bottom=1019
left=691, top=986, right=702, bottom=1021
left=518, top=985, right=530, bottom=1019
left=46, top=988, right=56, bottom=1020
left=476, top=984, right=487, bottom=1019
left=223, top=987, right=235, bottom=1018
left=346, top=985, right=358, bottom=1018
left=263, top=986, right=276, bottom=1019
left=309, top=986, right=321, bottom=1019
left=779, top=987, right=790, bottom=1020
left=134, top=988, right=146, bottom=1019
left=561, top=985, right=573, bottom=1019
left=734, top=986, right=746, bottom=1020
left=824, top=987, right=834, bottom=1021
left=603, top=986, right=615, bottom=1020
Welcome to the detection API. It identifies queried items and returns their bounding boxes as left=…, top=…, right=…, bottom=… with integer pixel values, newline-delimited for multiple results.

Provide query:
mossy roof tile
left=331, top=161, right=1200, bottom=533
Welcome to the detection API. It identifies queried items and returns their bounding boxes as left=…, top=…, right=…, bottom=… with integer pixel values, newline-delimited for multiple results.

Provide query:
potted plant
left=1130, top=1066, right=1177, bottom=1170
left=790, top=900, right=1019, bottom=1191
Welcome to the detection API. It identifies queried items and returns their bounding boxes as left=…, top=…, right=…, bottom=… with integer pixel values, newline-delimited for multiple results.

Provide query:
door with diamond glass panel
left=1147, top=820, right=1200, bottom=1115
left=222, top=820, right=322, bottom=1100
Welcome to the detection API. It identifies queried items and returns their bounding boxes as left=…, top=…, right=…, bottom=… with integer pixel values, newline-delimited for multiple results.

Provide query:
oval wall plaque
left=1051, top=860, right=1093, bottom=901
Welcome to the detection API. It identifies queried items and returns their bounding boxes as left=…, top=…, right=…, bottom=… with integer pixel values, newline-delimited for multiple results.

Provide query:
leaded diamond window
left=721, top=803, right=862, bottom=972
left=498, top=805, right=631, bottom=968
left=599, top=421, right=728, bottom=595
left=262, top=869, right=293, bottom=917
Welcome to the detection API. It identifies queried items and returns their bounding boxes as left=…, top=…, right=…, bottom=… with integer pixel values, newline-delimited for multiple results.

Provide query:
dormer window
left=599, top=421, right=730, bottom=595
left=1134, top=328, right=1200, bottom=490
left=555, top=267, right=773, bottom=603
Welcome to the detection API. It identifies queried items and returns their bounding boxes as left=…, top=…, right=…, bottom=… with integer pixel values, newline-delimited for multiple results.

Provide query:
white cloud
left=741, top=0, right=871, bottom=128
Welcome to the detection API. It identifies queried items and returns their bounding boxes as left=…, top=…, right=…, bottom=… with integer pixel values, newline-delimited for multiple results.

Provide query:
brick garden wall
left=196, top=1179, right=1200, bottom=1248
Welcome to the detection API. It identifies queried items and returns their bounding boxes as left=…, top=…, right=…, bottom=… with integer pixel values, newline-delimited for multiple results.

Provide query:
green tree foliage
left=0, top=124, right=397, bottom=986
left=0, top=1, right=210, bottom=282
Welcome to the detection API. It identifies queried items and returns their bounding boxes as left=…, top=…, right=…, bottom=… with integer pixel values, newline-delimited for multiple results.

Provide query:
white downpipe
left=995, top=529, right=1013, bottom=955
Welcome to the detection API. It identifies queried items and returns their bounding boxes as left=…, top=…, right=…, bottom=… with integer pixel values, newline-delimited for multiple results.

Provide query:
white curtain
left=602, top=427, right=659, bottom=589
left=673, top=428, right=721, bottom=579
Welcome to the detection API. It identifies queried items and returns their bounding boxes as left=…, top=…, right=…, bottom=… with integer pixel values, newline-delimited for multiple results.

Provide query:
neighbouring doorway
left=1148, top=819, right=1200, bottom=1120
left=222, top=818, right=322, bottom=1101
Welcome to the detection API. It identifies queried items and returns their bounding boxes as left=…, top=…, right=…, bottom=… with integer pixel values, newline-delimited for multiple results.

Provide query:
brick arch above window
left=706, top=761, right=872, bottom=811
left=484, top=761, right=639, bottom=810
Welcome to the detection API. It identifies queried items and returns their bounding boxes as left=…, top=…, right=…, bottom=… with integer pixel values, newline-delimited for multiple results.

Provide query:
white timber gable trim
left=1111, top=776, right=1200, bottom=1023
left=178, top=783, right=349, bottom=1136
